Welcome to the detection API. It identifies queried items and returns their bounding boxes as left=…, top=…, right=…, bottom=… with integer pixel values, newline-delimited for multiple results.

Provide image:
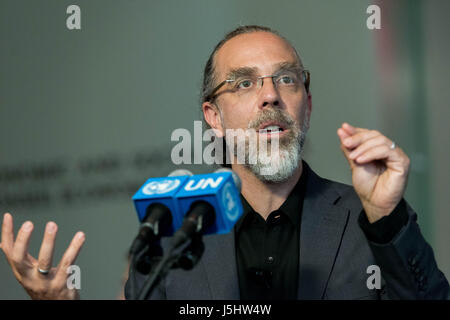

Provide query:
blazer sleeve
left=360, top=201, right=449, bottom=299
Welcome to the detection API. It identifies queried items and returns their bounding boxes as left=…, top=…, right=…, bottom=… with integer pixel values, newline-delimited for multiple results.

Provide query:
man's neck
left=231, top=161, right=303, bottom=220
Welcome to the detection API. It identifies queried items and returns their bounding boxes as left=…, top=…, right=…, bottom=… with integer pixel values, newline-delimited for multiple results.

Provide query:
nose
left=258, top=77, right=281, bottom=109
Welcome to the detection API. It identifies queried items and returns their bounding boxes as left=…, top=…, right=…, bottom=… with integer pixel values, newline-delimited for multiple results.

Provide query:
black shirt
left=235, top=168, right=308, bottom=300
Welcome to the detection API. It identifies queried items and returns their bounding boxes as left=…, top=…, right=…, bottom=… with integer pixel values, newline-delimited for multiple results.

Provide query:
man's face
left=203, top=31, right=312, bottom=181
left=211, top=32, right=310, bottom=137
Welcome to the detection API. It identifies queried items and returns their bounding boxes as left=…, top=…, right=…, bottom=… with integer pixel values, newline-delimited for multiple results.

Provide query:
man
left=125, top=25, right=449, bottom=300
left=1, top=25, right=449, bottom=300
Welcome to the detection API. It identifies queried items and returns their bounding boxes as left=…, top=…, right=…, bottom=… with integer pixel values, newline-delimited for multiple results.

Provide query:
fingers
left=337, top=128, right=356, bottom=170
left=341, top=122, right=365, bottom=135
left=354, top=144, right=391, bottom=163
left=337, top=124, right=398, bottom=170
left=338, top=124, right=390, bottom=157
left=338, top=123, right=407, bottom=165
left=341, top=129, right=381, bottom=150
left=337, top=127, right=350, bottom=140
left=37, top=222, right=58, bottom=273
left=337, top=124, right=362, bottom=170
left=355, top=143, right=407, bottom=172
left=1, top=213, right=14, bottom=253
left=12, top=221, right=34, bottom=266
left=55, top=232, right=85, bottom=281
left=348, top=135, right=390, bottom=162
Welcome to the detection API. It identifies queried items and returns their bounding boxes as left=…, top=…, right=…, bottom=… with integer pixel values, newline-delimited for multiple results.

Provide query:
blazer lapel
left=200, top=231, right=240, bottom=299
left=297, top=164, right=351, bottom=299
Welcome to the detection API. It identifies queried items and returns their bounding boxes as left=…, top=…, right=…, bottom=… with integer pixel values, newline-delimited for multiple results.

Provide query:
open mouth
left=257, top=122, right=287, bottom=135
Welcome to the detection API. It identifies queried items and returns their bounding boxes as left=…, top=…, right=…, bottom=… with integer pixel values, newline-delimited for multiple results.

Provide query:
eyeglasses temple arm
left=205, top=80, right=233, bottom=102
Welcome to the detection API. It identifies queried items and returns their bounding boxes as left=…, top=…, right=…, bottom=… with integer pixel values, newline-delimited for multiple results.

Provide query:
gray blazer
left=125, top=164, right=449, bottom=300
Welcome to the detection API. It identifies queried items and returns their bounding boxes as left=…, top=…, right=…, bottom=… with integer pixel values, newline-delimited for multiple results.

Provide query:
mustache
left=247, top=108, right=296, bottom=131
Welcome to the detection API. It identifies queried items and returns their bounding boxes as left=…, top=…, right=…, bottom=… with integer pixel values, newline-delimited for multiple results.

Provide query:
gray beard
left=223, top=108, right=309, bottom=183
left=244, top=116, right=308, bottom=183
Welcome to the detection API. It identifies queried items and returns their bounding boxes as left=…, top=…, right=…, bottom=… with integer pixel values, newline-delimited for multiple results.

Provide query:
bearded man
left=127, top=25, right=448, bottom=299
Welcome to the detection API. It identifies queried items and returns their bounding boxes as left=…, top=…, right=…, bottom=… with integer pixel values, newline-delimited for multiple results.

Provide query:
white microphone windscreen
left=168, top=169, right=194, bottom=177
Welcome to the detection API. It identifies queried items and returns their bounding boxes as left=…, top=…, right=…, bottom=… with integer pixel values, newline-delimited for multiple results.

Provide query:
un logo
left=142, top=179, right=180, bottom=195
left=222, top=182, right=239, bottom=221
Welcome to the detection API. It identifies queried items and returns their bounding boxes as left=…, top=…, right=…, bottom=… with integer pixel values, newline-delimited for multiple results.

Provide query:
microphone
left=135, top=168, right=243, bottom=300
left=170, top=168, right=243, bottom=249
left=129, top=169, right=193, bottom=256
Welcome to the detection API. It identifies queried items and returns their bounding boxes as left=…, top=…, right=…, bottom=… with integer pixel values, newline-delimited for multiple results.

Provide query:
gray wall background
left=0, top=0, right=448, bottom=299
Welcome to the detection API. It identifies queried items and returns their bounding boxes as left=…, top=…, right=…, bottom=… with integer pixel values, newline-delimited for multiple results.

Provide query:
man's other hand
left=0, top=213, right=85, bottom=299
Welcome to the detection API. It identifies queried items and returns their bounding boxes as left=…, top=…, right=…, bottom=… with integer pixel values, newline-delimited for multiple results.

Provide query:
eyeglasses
left=205, top=69, right=310, bottom=102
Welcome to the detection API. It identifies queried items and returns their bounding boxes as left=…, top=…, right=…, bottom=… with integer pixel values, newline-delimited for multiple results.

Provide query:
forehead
left=214, top=32, right=299, bottom=78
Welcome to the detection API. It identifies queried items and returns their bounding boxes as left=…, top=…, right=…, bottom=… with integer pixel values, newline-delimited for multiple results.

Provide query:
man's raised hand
left=337, top=123, right=410, bottom=223
left=0, top=213, right=85, bottom=299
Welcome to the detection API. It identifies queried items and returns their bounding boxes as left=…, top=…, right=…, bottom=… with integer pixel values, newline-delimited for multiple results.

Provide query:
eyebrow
left=225, top=66, right=258, bottom=81
left=274, top=62, right=303, bottom=74
left=224, top=62, right=302, bottom=80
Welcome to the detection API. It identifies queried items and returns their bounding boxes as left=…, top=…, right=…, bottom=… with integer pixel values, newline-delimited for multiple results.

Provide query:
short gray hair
left=201, top=25, right=305, bottom=105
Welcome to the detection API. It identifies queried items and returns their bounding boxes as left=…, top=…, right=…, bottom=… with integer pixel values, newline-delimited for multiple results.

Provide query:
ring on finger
left=390, top=141, right=396, bottom=150
left=38, top=267, right=50, bottom=275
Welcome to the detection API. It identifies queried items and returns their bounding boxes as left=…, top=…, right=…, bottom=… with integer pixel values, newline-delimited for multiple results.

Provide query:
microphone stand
left=175, top=233, right=205, bottom=270
left=128, top=242, right=163, bottom=300
left=137, top=201, right=213, bottom=300
left=136, top=232, right=205, bottom=300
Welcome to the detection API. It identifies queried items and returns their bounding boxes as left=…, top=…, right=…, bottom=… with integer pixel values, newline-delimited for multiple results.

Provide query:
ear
left=306, top=91, right=312, bottom=124
left=202, top=101, right=224, bottom=137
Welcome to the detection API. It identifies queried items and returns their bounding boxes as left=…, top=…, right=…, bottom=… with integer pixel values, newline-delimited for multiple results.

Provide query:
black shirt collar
left=235, top=161, right=309, bottom=232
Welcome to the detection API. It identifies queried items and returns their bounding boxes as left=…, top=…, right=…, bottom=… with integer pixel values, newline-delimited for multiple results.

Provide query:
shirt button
left=265, top=256, right=274, bottom=264
left=408, top=256, right=417, bottom=267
